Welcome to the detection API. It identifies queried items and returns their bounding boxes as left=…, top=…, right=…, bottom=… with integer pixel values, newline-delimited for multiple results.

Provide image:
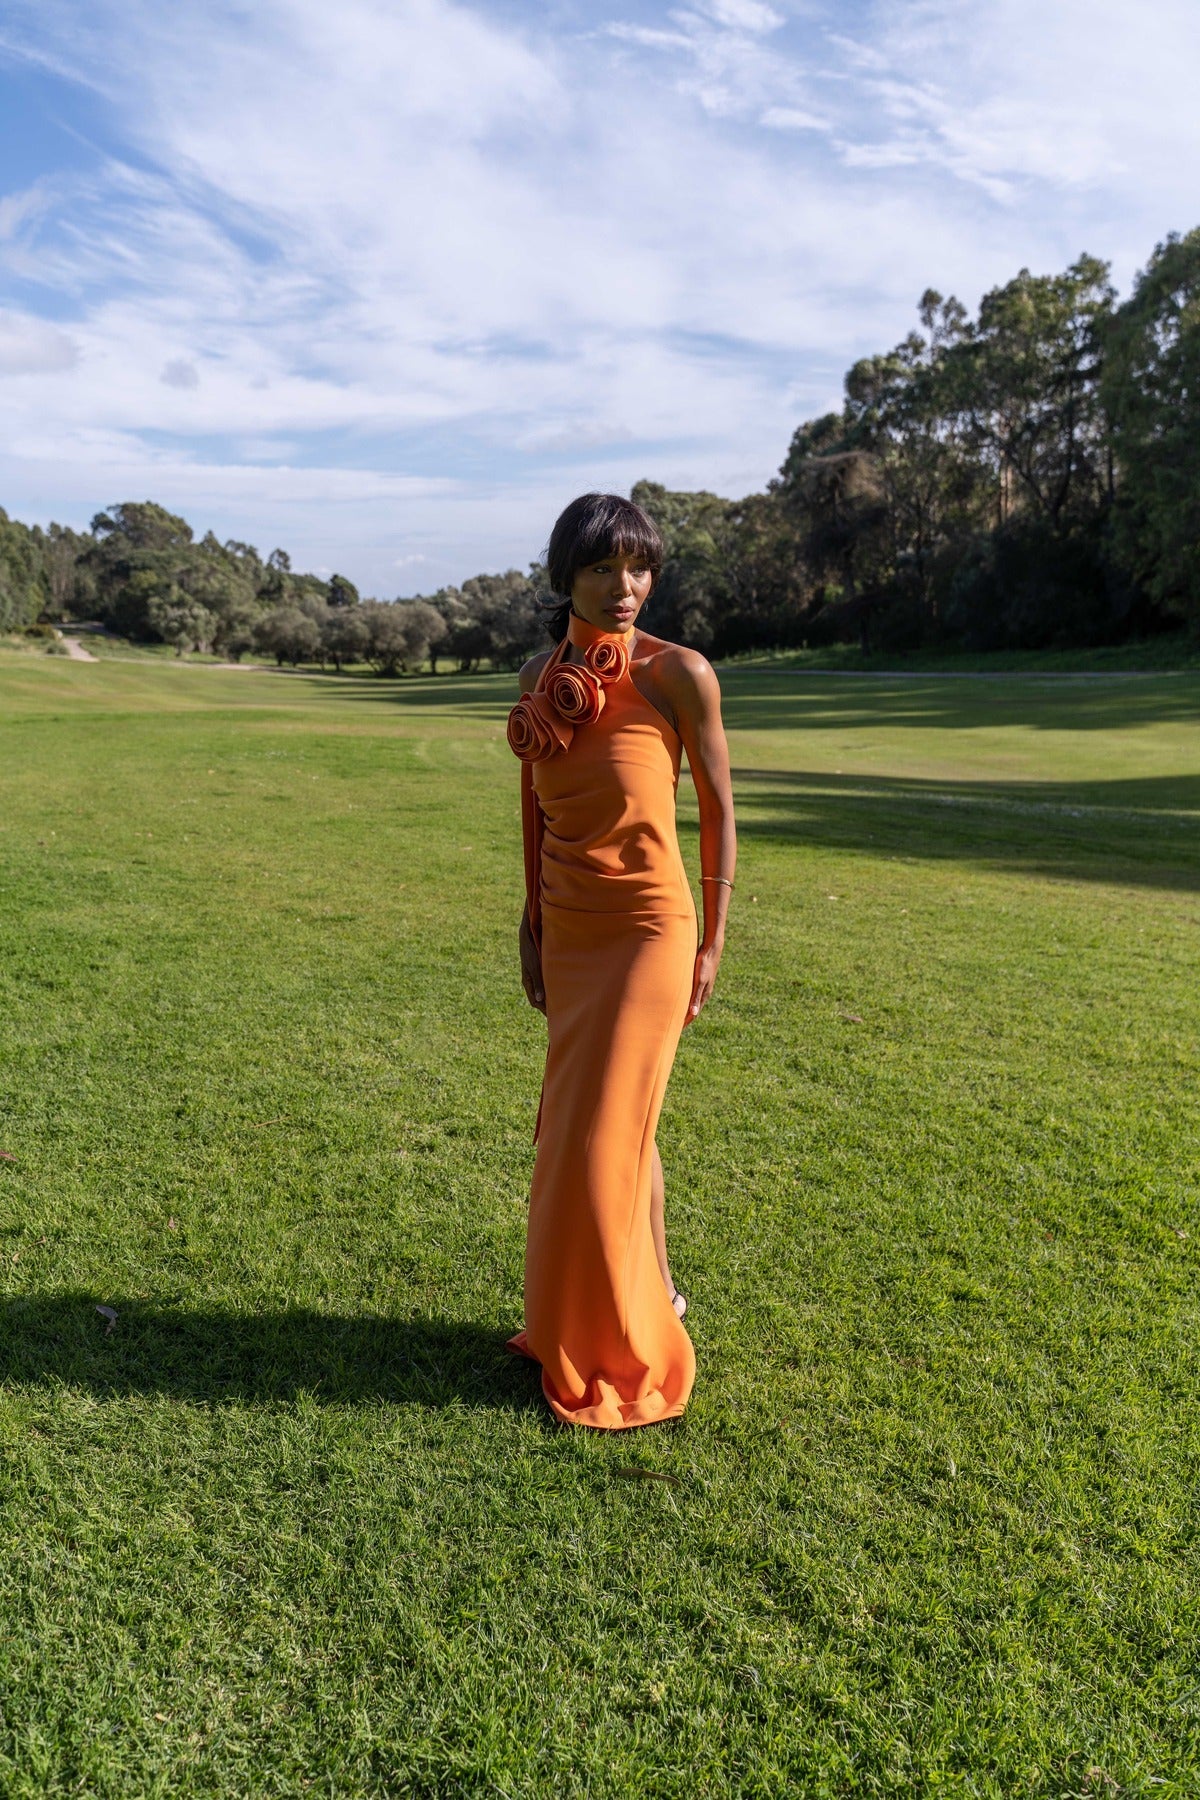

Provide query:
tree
left=717, top=492, right=810, bottom=654
left=360, top=599, right=446, bottom=674
left=839, top=290, right=977, bottom=629
left=322, top=606, right=370, bottom=670
left=32, top=521, right=93, bottom=621
left=179, top=533, right=261, bottom=641
left=0, top=508, right=44, bottom=630
left=948, top=256, right=1115, bottom=534
left=84, top=501, right=197, bottom=637
left=458, top=570, right=542, bottom=669
left=214, top=599, right=262, bottom=661
left=784, top=450, right=891, bottom=651
left=1102, top=228, right=1200, bottom=626
left=425, top=588, right=462, bottom=673
left=148, top=592, right=218, bottom=655
left=327, top=573, right=360, bottom=609
left=776, top=411, right=854, bottom=488
left=632, top=481, right=734, bottom=650
left=253, top=607, right=322, bottom=666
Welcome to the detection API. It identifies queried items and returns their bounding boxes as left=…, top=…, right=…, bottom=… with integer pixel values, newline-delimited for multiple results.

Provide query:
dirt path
left=60, top=635, right=98, bottom=662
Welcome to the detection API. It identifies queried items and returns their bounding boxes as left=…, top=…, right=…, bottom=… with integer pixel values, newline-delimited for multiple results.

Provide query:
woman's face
left=570, top=550, right=654, bottom=636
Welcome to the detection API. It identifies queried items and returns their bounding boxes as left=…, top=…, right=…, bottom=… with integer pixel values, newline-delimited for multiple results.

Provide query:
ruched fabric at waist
left=539, top=837, right=694, bottom=916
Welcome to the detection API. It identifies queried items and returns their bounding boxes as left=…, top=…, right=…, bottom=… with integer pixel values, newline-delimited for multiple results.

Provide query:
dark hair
left=539, top=493, right=664, bottom=642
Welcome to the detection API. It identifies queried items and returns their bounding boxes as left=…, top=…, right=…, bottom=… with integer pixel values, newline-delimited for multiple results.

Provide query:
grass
left=726, top=632, right=1200, bottom=675
left=0, top=649, right=1197, bottom=1797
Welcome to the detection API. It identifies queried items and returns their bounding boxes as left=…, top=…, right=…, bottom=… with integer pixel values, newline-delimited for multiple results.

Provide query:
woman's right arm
left=517, top=652, right=551, bottom=1013
left=519, top=905, right=545, bottom=1012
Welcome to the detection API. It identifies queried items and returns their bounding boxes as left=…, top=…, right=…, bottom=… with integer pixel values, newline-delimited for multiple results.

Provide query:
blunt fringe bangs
left=540, top=494, right=664, bottom=641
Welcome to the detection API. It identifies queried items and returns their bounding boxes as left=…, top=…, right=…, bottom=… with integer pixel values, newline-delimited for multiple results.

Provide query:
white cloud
left=696, top=0, right=784, bottom=31
left=0, top=0, right=1196, bottom=587
left=760, top=105, right=829, bottom=132
left=0, top=308, right=79, bottom=375
left=831, top=0, right=1200, bottom=248
left=605, top=1, right=816, bottom=123
left=0, top=180, right=59, bottom=242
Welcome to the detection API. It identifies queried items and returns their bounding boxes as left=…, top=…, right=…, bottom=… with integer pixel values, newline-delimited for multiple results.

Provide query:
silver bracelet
left=701, top=875, right=734, bottom=889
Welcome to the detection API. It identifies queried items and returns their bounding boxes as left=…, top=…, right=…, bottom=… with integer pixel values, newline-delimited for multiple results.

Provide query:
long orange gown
left=507, top=615, right=697, bottom=1429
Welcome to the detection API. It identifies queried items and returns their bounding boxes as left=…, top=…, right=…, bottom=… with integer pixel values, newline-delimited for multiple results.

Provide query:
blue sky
left=1, top=0, right=1197, bottom=594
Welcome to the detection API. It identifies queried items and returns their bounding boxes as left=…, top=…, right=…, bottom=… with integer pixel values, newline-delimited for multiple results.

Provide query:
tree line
left=0, top=503, right=547, bottom=672
left=2, top=226, right=1196, bottom=663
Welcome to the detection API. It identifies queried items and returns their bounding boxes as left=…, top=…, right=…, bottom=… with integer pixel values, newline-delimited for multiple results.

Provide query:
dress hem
left=506, top=1330, right=689, bottom=1431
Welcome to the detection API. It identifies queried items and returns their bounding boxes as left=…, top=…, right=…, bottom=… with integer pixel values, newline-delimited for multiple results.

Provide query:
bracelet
left=701, top=875, right=735, bottom=889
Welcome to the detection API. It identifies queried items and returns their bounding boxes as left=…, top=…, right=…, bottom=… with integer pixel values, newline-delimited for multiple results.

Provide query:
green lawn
left=1, top=652, right=1197, bottom=1798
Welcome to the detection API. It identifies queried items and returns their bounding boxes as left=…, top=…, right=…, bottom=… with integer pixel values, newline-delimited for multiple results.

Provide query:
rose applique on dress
left=584, top=636, right=629, bottom=684
left=506, top=624, right=630, bottom=763
left=546, top=661, right=605, bottom=726
left=507, top=690, right=574, bottom=762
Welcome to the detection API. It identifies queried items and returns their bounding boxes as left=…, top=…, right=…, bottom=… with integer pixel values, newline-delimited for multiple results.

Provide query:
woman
left=506, top=493, right=736, bottom=1429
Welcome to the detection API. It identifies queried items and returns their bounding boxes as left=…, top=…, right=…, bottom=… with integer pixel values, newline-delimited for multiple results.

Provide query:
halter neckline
left=567, top=612, right=633, bottom=652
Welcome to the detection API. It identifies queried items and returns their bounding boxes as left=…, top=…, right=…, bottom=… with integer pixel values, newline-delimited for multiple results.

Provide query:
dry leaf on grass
left=0, top=1150, right=18, bottom=1163
left=95, top=1304, right=118, bottom=1335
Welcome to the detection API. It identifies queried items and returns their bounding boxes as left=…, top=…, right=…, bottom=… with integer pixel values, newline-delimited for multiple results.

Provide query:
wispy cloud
left=604, top=0, right=818, bottom=125
left=828, top=0, right=1200, bottom=216
left=0, top=0, right=1196, bottom=589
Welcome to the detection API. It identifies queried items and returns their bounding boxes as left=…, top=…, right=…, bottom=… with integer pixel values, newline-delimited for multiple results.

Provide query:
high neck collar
left=567, top=611, right=633, bottom=649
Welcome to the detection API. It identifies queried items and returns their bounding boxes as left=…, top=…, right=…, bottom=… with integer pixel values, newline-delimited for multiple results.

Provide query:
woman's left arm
left=663, top=649, right=737, bottom=1025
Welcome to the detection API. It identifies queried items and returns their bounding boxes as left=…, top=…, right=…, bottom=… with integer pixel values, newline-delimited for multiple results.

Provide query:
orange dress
left=506, top=614, right=697, bottom=1429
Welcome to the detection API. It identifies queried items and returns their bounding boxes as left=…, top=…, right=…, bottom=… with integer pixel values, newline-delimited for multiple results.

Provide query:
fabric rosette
left=584, top=636, right=630, bottom=684
left=545, top=661, right=605, bottom=726
left=507, top=690, right=574, bottom=762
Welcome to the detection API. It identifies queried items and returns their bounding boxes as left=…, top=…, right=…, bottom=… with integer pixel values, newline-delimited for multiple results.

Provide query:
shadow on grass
left=0, top=1295, right=545, bottom=1412
left=730, top=767, right=1200, bottom=892
left=276, top=667, right=516, bottom=719
left=716, top=670, right=1200, bottom=735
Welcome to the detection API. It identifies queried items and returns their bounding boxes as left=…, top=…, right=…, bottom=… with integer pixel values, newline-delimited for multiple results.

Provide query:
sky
left=0, top=0, right=1197, bottom=595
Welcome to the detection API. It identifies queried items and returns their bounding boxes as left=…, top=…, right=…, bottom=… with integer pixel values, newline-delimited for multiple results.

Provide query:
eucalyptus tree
left=84, top=502, right=196, bottom=637
left=947, top=256, right=1116, bottom=534
left=0, top=508, right=45, bottom=629
left=840, top=289, right=978, bottom=627
left=631, top=480, right=734, bottom=650
left=1102, top=228, right=1200, bottom=625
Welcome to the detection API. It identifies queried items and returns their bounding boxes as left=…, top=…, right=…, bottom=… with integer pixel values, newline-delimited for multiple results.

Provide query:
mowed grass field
left=1, top=651, right=1197, bottom=1798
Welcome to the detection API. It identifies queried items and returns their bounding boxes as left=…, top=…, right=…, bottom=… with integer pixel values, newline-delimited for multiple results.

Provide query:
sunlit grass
left=1, top=650, right=1197, bottom=1797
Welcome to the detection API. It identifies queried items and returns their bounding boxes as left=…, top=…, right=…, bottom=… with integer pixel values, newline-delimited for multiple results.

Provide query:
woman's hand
left=519, top=909, right=546, bottom=1013
left=685, top=937, right=723, bottom=1026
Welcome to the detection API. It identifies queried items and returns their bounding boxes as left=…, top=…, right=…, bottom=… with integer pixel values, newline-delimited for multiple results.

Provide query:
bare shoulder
left=518, top=649, right=553, bottom=694
left=642, top=638, right=721, bottom=708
